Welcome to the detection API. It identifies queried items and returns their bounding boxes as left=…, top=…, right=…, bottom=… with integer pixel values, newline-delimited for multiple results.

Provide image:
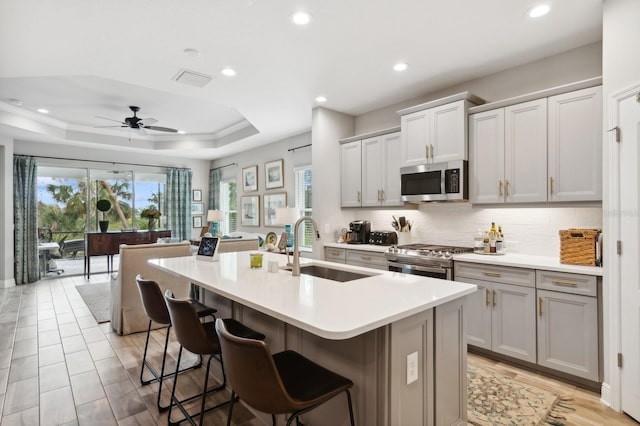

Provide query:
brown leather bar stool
left=135, top=275, right=217, bottom=412
left=215, top=318, right=355, bottom=426
left=164, top=290, right=265, bottom=426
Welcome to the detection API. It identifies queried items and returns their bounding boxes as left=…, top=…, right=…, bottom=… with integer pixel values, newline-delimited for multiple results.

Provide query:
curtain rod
left=210, top=162, right=237, bottom=171
left=31, top=154, right=184, bottom=170
left=287, top=143, right=311, bottom=152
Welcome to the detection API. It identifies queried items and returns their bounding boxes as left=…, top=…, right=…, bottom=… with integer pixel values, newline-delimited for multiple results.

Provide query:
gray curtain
left=14, top=155, right=39, bottom=284
left=166, top=168, right=192, bottom=241
left=208, top=168, right=221, bottom=210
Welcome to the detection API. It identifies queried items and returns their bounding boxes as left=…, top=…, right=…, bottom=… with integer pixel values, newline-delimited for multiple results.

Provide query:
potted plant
left=96, top=199, right=112, bottom=232
left=140, top=205, right=161, bottom=231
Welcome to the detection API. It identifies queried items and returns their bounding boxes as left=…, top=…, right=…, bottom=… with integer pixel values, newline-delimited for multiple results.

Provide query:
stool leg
left=226, top=391, right=236, bottom=426
left=155, top=325, right=172, bottom=412
left=346, top=390, right=355, bottom=426
left=140, top=320, right=153, bottom=385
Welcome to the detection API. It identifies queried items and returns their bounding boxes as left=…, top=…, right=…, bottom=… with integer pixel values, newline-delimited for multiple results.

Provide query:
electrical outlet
left=407, top=351, right=418, bottom=385
left=323, top=223, right=330, bottom=234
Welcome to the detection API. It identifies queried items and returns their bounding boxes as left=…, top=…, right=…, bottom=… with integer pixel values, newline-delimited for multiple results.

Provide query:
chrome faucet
left=292, top=216, right=321, bottom=276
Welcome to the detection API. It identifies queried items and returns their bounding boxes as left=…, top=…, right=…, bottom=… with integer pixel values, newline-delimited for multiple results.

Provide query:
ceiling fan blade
left=95, top=115, right=125, bottom=124
left=144, top=126, right=178, bottom=133
left=95, top=125, right=128, bottom=128
left=137, top=127, right=147, bottom=136
left=138, top=117, right=158, bottom=126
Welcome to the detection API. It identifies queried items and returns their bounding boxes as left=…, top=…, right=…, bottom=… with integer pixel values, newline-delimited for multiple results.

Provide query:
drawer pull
left=492, top=289, right=496, bottom=307
left=485, top=288, right=490, bottom=306
left=551, top=279, right=578, bottom=287
left=499, top=180, right=503, bottom=196
left=538, top=297, right=543, bottom=317
left=483, top=271, right=502, bottom=277
left=361, top=256, right=372, bottom=261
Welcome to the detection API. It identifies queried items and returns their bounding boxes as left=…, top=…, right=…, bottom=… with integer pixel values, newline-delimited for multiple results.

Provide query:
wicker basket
left=559, top=228, right=600, bottom=266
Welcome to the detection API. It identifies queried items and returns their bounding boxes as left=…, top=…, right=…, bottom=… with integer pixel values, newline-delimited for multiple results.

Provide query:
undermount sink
left=299, top=265, right=378, bottom=282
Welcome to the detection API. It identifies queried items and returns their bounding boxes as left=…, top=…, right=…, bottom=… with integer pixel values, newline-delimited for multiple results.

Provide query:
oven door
left=387, top=261, right=451, bottom=280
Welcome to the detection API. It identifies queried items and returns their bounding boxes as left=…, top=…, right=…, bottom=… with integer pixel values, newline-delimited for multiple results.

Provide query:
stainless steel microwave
left=400, top=160, right=468, bottom=202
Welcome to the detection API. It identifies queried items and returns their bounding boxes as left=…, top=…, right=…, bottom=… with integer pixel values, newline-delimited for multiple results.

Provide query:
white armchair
left=110, top=241, right=192, bottom=335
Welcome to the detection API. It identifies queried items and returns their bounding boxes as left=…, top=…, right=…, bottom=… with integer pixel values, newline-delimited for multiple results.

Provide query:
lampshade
left=275, top=207, right=300, bottom=225
left=207, top=209, right=224, bottom=222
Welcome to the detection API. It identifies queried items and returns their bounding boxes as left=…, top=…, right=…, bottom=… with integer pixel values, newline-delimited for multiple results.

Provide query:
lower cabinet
left=457, top=276, right=536, bottom=363
left=324, top=246, right=388, bottom=271
left=537, top=289, right=599, bottom=381
left=456, top=261, right=601, bottom=382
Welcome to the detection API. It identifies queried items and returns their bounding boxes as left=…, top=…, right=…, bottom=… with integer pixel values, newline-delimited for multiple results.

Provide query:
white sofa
left=110, top=241, right=192, bottom=335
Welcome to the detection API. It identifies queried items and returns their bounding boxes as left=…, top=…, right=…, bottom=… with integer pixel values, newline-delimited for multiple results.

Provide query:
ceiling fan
left=96, top=106, right=178, bottom=135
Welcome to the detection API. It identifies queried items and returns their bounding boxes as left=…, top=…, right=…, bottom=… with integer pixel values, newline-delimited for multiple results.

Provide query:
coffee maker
left=349, top=220, right=371, bottom=244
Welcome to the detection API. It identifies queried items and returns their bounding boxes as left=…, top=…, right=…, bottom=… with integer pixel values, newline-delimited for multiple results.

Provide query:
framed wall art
left=192, top=189, right=202, bottom=201
left=242, top=165, right=258, bottom=192
left=240, top=195, right=260, bottom=227
left=265, top=159, right=284, bottom=189
left=263, top=192, right=287, bottom=227
left=193, top=216, right=202, bottom=228
left=191, top=203, right=204, bottom=215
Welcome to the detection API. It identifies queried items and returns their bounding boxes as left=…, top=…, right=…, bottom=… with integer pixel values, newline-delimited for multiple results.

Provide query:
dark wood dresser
left=85, top=230, right=172, bottom=277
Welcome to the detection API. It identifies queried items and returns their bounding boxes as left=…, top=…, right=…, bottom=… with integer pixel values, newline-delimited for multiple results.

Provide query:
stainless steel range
left=385, top=243, right=473, bottom=280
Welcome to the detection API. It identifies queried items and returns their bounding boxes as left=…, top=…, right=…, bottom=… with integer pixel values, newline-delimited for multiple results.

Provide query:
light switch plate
left=407, top=351, right=418, bottom=385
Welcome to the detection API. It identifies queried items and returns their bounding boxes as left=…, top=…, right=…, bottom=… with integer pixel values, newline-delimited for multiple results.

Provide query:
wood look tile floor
left=0, top=275, right=637, bottom=425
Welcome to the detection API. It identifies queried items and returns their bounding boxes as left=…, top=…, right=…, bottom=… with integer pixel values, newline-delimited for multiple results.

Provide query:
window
left=294, top=166, right=312, bottom=248
left=219, top=179, right=237, bottom=235
left=134, top=173, right=167, bottom=229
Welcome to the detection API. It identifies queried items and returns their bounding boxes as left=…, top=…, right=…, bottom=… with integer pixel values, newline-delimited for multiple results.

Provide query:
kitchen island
left=149, top=252, right=476, bottom=426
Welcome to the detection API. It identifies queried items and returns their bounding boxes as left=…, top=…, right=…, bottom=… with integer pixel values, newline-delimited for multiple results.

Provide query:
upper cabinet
left=547, top=86, right=603, bottom=202
left=398, top=92, right=483, bottom=168
left=340, top=129, right=402, bottom=208
left=469, top=81, right=602, bottom=204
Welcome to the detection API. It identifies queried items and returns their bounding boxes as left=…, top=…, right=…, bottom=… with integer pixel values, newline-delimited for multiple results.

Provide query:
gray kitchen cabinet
left=324, top=247, right=346, bottom=263
left=346, top=250, right=387, bottom=270
left=469, top=82, right=603, bottom=204
left=398, top=94, right=482, bottom=168
left=455, top=263, right=537, bottom=363
left=536, top=270, right=600, bottom=381
left=340, top=129, right=402, bottom=208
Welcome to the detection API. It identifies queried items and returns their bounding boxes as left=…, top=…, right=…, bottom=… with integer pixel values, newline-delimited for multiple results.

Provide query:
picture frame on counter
left=263, top=192, right=287, bottom=227
left=240, top=195, right=260, bottom=226
left=242, top=165, right=258, bottom=192
left=192, top=216, right=202, bottom=228
left=265, top=159, right=284, bottom=189
left=192, top=189, right=202, bottom=202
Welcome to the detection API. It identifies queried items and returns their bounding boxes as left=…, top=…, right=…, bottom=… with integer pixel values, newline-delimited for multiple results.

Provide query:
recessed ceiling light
left=291, top=11, right=312, bottom=25
left=315, top=96, right=327, bottom=103
left=528, top=4, right=550, bottom=18
left=183, top=48, right=201, bottom=57
left=221, top=67, right=236, bottom=77
left=37, top=108, right=49, bottom=114
left=393, top=62, right=408, bottom=72
left=178, top=130, right=186, bottom=134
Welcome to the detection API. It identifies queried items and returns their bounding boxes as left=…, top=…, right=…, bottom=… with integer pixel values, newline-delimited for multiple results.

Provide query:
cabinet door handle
left=485, top=288, right=490, bottom=306
left=492, top=289, right=496, bottom=307
left=551, top=279, right=578, bottom=287
left=483, top=271, right=502, bottom=277
left=538, top=297, right=543, bottom=317
left=425, top=144, right=429, bottom=159
left=430, top=144, right=434, bottom=159
left=549, top=176, right=554, bottom=195
left=499, top=180, right=503, bottom=196
left=377, top=189, right=381, bottom=201
left=357, top=191, right=361, bottom=202
left=380, top=189, right=384, bottom=201
left=505, top=180, right=510, bottom=196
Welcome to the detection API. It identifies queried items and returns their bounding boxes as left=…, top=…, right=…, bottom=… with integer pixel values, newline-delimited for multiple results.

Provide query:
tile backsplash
left=345, top=203, right=602, bottom=257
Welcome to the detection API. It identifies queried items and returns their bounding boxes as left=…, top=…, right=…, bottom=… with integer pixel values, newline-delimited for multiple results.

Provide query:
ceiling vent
left=172, top=68, right=213, bottom=88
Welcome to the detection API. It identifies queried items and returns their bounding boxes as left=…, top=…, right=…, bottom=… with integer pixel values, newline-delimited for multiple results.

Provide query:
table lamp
left=207, top=210, right=224, bottom=237
left=275, top=207, right=300, bottom=248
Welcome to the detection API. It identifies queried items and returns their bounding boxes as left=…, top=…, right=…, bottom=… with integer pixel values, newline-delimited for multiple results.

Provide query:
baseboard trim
left=0, top=278, right=16, bottom=288
left=600, top=382, right=612, bottom=407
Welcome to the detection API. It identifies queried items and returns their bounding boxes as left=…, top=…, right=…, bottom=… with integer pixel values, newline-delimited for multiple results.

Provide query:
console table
left=85, top=230, right=171, bottom=277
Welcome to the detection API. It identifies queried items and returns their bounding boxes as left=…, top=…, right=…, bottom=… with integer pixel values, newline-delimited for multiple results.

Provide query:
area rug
left=76, top=282, right=111, bottom=323
left=468, top=364, right=573, bottom=425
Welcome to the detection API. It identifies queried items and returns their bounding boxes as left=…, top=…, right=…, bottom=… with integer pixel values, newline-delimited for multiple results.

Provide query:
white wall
left=0, top=137, right=14, bottom=287
left=601, top=0, right=640, bottom=410
left=210, top=132, right=312, bottom=236
left=355, top=42, right=602, bottom=134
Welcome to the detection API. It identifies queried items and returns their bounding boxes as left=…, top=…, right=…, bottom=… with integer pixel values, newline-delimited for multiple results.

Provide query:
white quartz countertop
left=324, top=242, right=391, bottom=253
left=149, top=252, right=476, bottom=340
left=453, top=253, right=603, bottom=276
